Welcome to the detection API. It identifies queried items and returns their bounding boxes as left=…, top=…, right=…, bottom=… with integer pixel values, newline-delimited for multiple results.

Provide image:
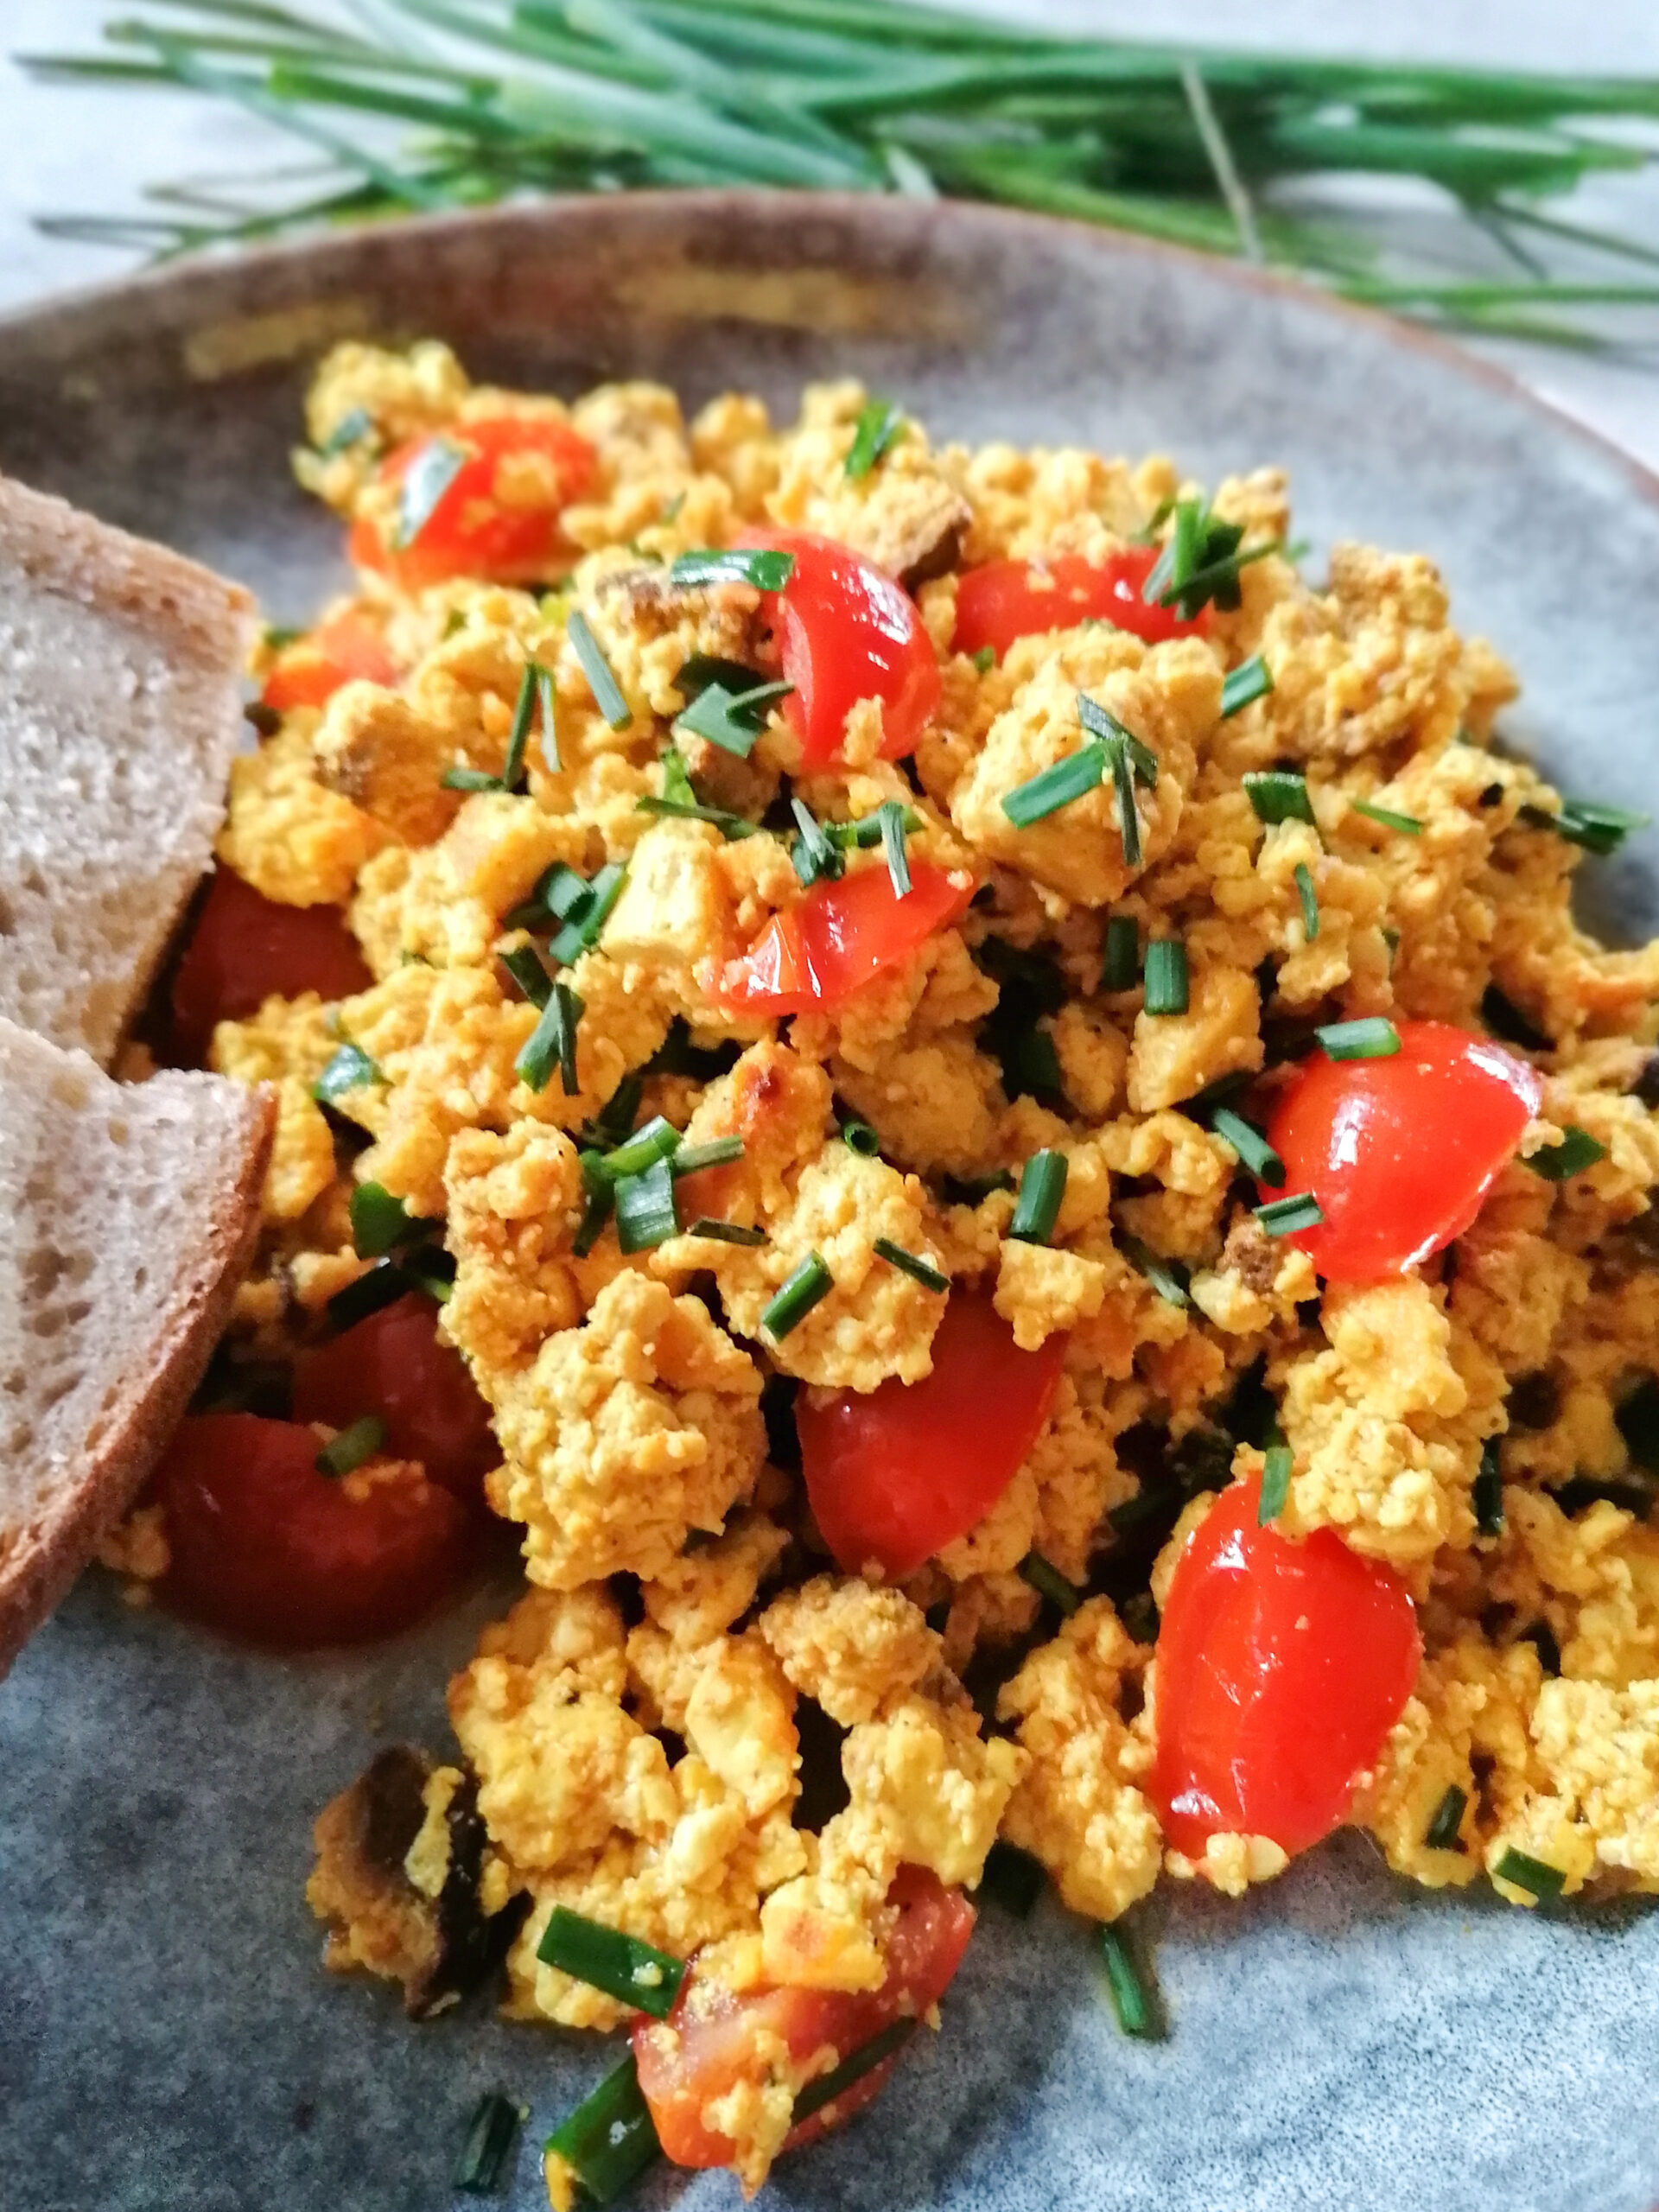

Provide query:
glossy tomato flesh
left=633, top=1866, right=974, bottom=2170
left=293, top=1293, right=497, bottom=1502
left=1151, top=1472, right=1421, bottom=1858
left=1264, top=1019, right=1542, bottom=1282
left=155, top=1412, right=468, bottom=1648
left=168, top=867, right=372, bottom=1065
left=351, top=416, right=597, bottom=589
left=798, top=1291, right=1065, bottom=1580
left=952, top=548, right=1210, bottom=661
left=263, top=609, right=397, bottom=712
left=709, top=861, right=975, bottom=1019
left=734, top=528, right=941, bottom=768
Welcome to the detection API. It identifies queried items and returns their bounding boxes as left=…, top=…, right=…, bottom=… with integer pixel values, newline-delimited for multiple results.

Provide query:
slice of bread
left=0, top=473, right=255, bottom=1066
left=0, top=1015, right=275, bottom=1676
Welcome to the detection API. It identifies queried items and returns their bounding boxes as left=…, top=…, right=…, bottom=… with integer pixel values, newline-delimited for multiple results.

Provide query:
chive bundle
left=1142, top=496, right=1279, bottom=620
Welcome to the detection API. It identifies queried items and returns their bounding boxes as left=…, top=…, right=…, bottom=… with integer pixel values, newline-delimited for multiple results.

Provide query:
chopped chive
left=761, top=1253, right=834, bottom=1341
left=636, top=793, right=758, bottom=839
left=675, top=652, right=767, bottom=701
left=1002, top=1022, right=1067, bottom=1109
left=325, top=1260, right=410, bottom=1332
left=613, top=1158, right=679, bottom=1254
left=1520, top=796, right=1649, bottom=855
left=1255, top=1191, right=1324, bottom=1236
left=877, top=798, right=913, bottom=899
left=350, top=1180, right=440, bottom=1260
left=311, top=1042, right=382, bottom=1103
left=668, top=547, right=797, bottom=593
left=1315, top=1016, right=1401, bottom=1061
left=598, top=1115, right=681, bottom=1181
left=544, top=2057, right=660, bottom=2205
left=1142, top=938, right=1189, bottom=1017
left=536, top=661, right=559, bottom=772
left=315, top=1414, right=386, bottom=1479
left=1474, top=1437, right=1505, bottom=1534
left=793, top=2018, right=916, bottom=2125
left=971, top=645, right=996, bottom=675
left=671, top=1135, right=745, bottom=1177
left=845, top=397, right=906, bottom=480
left=1119, top=1233, right=1190, bottom=1309
left=1351, top=798, right=1424, bottom=836
left=1141, top=495, right=1280, bottom=620
left=981, top=1840, right=1046, bottom=1916
left=1258, top=1440, right=1293, bottom=1522
left=1425, top=1783, right=1468, bottom=1853
left=1220, top=655, right=1273, bottom=717
left=840, top=1118, right=881, bottom=1158
left=1098, top=1923, right=1157, bottom=2038
left=566, top=611, right=632, bottom=729
left=1019, top=1549, right=1081, bottom=1615
left=873, top=1238, right=949, bottom=1292
left=829, top=805, right=923, bottom=851
left=1001, top=742, right=1107, bottom=829
left=1079, top=696, right=1158, bottom=787
left=571, top=1174, right=613, bottom=1260
left=516, top=982, right=584, bottom=1096
left=790, top=797, right=843, bottom=887
left=501, top=941, right=552, bottom=1011
left=494, top=659, right=539, bottom=793
left=1524, top=1124, right=1608, bottom=1180
left=1095, top=916, right=1140, bottom=996
left=1109, top=734, right=1143, bottom=868
left=262, top=622, right=302, bottom=649
left=392, top=435, right=465, bottom=550
left=1211, top=1107, right=1286, bottom=1188
left=318, top=404, right=373, bottom=458
left=454, top=2090, right=521, bottom=2196
left=674, top=677, right=793, bottom=760
left=440, top=763, right=502, bottom=792
left=1009, top=1148, right=1067, bottom=1244
left=1492, top=1846, right=1566, bottom=1903
left=536, top=1907, right=685, bottom=2020
left=686, top=1218, right=767, bottom=1246
left=542, top=861, right=627, bottom=966
left=1294, top=861, right=1320, bottom=941
left=1243, top=769, right=1316, bottom=828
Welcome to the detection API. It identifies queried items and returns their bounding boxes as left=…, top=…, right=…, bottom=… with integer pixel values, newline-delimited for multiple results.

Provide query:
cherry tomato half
left=951, top=549, right=1209, bottom=663
left=293, top=1293, right=497, bottom=1503
left=798, top=1291, right=1065, bottom=1580
left=168, top=867, right=372, bottom=1065
left=633, top=1866, right=975, bottom=2171
left=262, top=609, right=397, bottom=714
left=350, top=416, right=598, bottom=590
left=1264, top=1019, right=1542, bottom=1283
left=707, top=861, right=976, bottom=1020
left=155, top=1412, right=468, bottom=1649
left=1151, top=1472, right=1421, bottom=1859
left=734, top=528, right=941, bottom=768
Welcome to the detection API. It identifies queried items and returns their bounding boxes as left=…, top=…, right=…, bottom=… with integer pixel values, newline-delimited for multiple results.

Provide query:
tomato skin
left=292, top=1294, right=497, bottom=1502
left=708, top=861, right=976, bottom=1019
left=263, top=610, right=397, bottom=712
left=351, top=416, right=597, bottom=588
left=951, top=549, right=1209, bottom=662
left=798, top=1292, right=1065, bottom=1580
left=168, top=867, right=372, bottom=1065
left=734, top=528, right=941, bottom=767
left=633, top=1866, right=975, bottom=2171
left=155, top=1413, right=468, bottom=1648
left=1264, top=1020, right=1542, bottom=1283
left=1151, top=1472, right=1421, bottom=1858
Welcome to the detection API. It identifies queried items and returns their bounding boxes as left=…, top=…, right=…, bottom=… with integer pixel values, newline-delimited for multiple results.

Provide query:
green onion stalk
left=17, top=1, right=1659, bottom=349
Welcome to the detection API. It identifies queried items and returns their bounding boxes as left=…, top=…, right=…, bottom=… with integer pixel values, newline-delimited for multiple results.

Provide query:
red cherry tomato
left=707, top=861, right=976, bottom=1020
left=262, top=610, right=397, bottom=713
left=1151, top=1472, right=1421, bottom=1859
left=293, top=1293, right=496, bottom=1503
left=951, top=549, right=1209, bottom=663
left=633, top=1866, right=974, bottom=2171
left=798, top=1292, right=1065, bottom=1580
left=734, top=528, right=941, bottom=768
left=1264, top=1020, right=1542, bottom=1283
left=154, top=1412, right=468, bottom=1649
left=350, top=416, right=597, bottom=589
left=168, top=867, right=372, bottom=1065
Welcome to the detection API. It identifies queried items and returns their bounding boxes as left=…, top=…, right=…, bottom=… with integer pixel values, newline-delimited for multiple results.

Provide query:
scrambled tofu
left=175, top=340, right=1659, bottom=2196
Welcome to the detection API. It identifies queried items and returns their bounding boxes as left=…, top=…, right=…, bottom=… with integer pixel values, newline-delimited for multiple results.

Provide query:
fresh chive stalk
left=845, top=398, right=906, bottom=480
left=1520, top=797, right=1649, bottom=855
left=1009, top=1148, right=1067, bottom=1244
left=1491, top=1847, right=1567, bottom=1903
left=1098, top=1923, right=1158, bottom=2038
left=566, top=611, right=632, bottom=729
left=980, top=1840, right=1046, bottom=1917
left=1210, top=1106, right=1285, bottom=1188
left=441, top=763, right=501, bottom=793
left=454, top=2091, right=522, bottom=2196
left=877, top=798, right=913, bottom=898
left=315, top=1414, right=386, bottom=1478
left=1077, top=696, right=1158, bottom=785
left=544, top=2058, right=660, bottom=2205
left=686, top=1217, right=767, bottom=1245
left=1294, top=861, right=1319, bottom=940
left=1315, top=1016, right=1401, bottom=1060
left=791, top=797, right=843, bottom=887
left=1474, top=1438, right=1505, bottom=1535
left=1424, top=1784, right=1468, bottom=1852
left=1119, top=1233, right=1190, bottom=1309
left=571, top=1176, right=613, bottom=1260
left=1524, top=1125, right=1608, bottom=1180
left=669, top=548, right=796, bottom=593
left=1255, top=1191, right=1324, bottom=1236
left=536, top=1907, right=685, bottom=2019
left=874, top=1237, right=949, bottom=1291
left=350, top=1179, right=440, bottom=1259
left=671, top=1135, right=746, bottom=1177
left=762, top=1252, right=834, bottom=1340
left=1001, top=742, right=1107, bottom=828
left=1019, top=1549, right=1082, bottom=1615
left=1102, top=914, right=1139, bottom=992
left=1142, top=939, right=1189, bottom=1016
left=326, top=1260, right=410, bottom=1332
left=674, top=677, right=793, bottom=759
left=1258, top=1440, right=1293, bottom=1522
left=517, top=982, right=585, bottom=1096
left=793, top=2019, right=916, bottom=2124
left=1219, top=655, right=1273, bottom=718
left=596, top=1116, right=681, bottom=1180
left=1243, top=769, right=1316, bottom=828
left=613, top=1158, right=678, bottom=1252
left=637, top=791, right=758, bottom=838
left=829, top=805, right=924, bottom=851
left=1351, top=798, right=1424, bottom=835
left=311, top=1041, right=381, bottom=1103
left=840, top=1117, right=881, bottom=1157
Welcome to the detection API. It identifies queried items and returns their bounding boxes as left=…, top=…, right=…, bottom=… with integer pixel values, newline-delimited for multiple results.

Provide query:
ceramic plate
left=2, top=194, right=1656, bottom=2212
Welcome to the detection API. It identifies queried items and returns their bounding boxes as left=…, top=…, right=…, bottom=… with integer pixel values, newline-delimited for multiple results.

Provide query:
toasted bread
left=0, top=473, right=254, bottom=1066
left=0, top=1016, right=274, bottom=1676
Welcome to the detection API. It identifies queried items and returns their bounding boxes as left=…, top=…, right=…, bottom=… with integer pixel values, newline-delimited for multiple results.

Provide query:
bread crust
left=0, top=1075, right=276, bottom=1679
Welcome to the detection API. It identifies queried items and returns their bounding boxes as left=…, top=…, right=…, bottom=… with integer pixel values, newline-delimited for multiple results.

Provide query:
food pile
left=121, top=342, right=1659, bottom=2199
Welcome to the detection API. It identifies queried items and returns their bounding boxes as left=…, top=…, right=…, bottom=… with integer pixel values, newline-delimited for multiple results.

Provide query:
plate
left=2, top=194, right=1656, bottom=2212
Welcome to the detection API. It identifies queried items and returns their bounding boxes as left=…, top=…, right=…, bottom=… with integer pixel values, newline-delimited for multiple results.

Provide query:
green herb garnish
left=1315, top=1016, right=1401, bottom=1060
left=671, top=1135, right=745, bottom=1177
left=845, top=398, right=906, bottom=480
left=1220, top=655, right=1273, bottom=718
left=790, top=797, right=843, bottom=887
left=1255, top=1191, right=1324, bottom=1236
left=761, top=1252, right=834, bottom=1341
left=1258, top=1440, right=1293, bottom=1522
left=1492, top=1847, right=1566, bottom=1903
left=1351, top=798, right=1424, bottom=835
left=1001, top=742, right=1108, bottom=829
left=566, top=610, right=632, bottom=729
left=350, top=1180, right=440, bottom=1260
left=877, top=798, right=912, bottom=898
left=1102, top=914, right=1139, bottom=992
left=1425, top=1784, right=1468, bottom=1853
left=1474, top=1437, right=1505, bottom=1535
left=544, top=2057, right=660, bottom=2206
left=318, top=405, right=373, bottom=459
left=1211, top=1106, right=1286, bottom=1188
left=1019, top=1549, right=1082, bottom=1615
left=1520, top=796, right=1649, bottom=855
left=1294, top=860, right=1319, bottom=941
left=311, top=1041, right=381, bottom=1103
left=1524, top=1124, right=1608, bottom=1179
left=794, top=2019, right=917, bottom=2125
left=1119, top=1233, right=1190, bottom=1309
left=685, top=1218, right=766, bottom=1246
left=536, top=1908, right=685, bottom=2019
left=1098, top=1923, right=1158, bottom=2038
left=674, top=677, right=793, bottom=759
left=1009, top=1148, right=1067, bottom=1244
left=669, top=548, right=797, bottom=593
left=1243, top=768, right=1316, bottom=828
left=1142, top=938, right=1189, bottom=1016
left=315, top=1414, right=386, bottom=1479
left=325, top=1260, right=410, bottom=1333
left=1142, top=495, right=1280, bottom=620
left=511, top=960, right=583, bottom=1096
left=613, top=1157, right=678, bottom=1252
left=873, top=1238, right=949, bottom=1291
left=596, top=1115, right=681, bottom=1181
left=454, top=2090, right=522, bottom=2196
left=971, top=645, right=997, bottom=675
left=840, top=1117, right=881, bottom=1157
